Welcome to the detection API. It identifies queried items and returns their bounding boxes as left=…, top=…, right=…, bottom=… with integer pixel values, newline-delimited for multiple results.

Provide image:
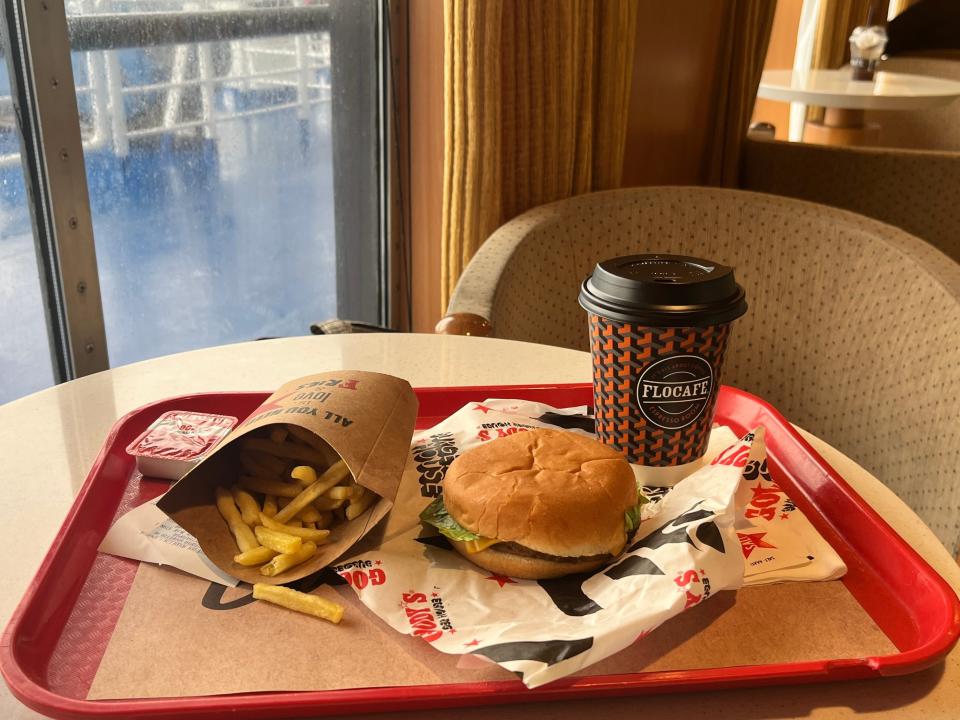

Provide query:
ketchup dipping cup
left=126, top=411, right=237, bottom=480
left=579, top=254, right=747, bottom=483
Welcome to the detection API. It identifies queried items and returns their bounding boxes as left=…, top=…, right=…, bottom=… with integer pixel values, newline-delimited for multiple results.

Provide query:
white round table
left=1, top=334, right=958, bottom=720
left=757, top=68, right=960, bottom=146
left=758, top=69, right=960, bottom=111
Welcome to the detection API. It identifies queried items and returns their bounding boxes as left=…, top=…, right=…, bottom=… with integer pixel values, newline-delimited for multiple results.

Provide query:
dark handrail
left=66, top=6, right=330, bottom=51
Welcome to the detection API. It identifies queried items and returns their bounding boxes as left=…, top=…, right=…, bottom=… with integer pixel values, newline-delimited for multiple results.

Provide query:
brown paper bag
left=157, top=371, right=418, bottom=584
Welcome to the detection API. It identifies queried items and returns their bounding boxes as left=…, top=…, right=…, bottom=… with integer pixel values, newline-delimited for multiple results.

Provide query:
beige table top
left=1, top=334, right=957, bottom=720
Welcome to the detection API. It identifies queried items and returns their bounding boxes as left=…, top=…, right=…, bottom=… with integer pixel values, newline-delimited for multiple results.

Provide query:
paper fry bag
left=158, top=371, right=418, bottom=584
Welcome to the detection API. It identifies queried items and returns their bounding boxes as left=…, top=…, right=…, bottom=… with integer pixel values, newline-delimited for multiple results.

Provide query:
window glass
left=0, top=59, right=55, bottom=403
left=66, top=1, right=380, bottom=366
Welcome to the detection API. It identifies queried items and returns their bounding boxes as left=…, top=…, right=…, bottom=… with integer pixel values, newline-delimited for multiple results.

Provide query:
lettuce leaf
left=419, top=497, right=481, bottom=542
left=624, top=489, right=649, bottom=534
left=624, top=505, right=642, bottom=533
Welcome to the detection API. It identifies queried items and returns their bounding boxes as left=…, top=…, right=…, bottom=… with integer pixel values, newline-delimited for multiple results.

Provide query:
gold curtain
left=808, top=0, right=890, bottom=122
left=704, top=0, right=777, bottom=187
left=440, top=0, right=639, bottom=309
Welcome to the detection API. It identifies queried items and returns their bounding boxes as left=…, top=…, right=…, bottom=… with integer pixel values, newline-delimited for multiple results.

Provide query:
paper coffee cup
left=579, top=255, right=747, bottom=482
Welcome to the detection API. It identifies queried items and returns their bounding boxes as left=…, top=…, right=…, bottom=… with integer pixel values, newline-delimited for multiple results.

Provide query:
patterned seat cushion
left=446, top=186, right=960, bottom=555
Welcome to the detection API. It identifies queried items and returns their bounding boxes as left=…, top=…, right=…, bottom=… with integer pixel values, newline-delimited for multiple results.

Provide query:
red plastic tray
left=2, top=384, right=958, bottom=719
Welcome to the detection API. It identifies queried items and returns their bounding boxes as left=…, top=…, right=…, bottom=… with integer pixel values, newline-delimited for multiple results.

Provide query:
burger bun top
left=443, top=428, right=636, bottom=558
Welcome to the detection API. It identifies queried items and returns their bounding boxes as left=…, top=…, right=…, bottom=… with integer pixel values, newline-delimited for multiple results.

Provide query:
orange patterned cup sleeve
left=589, top=313, right=730, bottom=466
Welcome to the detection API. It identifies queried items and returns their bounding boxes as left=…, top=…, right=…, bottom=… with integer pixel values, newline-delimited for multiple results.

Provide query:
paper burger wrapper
left=157, top=371, right=418, bottom=585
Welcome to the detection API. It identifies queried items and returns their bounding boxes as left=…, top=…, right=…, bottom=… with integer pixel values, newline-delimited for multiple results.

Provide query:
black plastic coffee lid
left=578, top=254, right=747, bottom=326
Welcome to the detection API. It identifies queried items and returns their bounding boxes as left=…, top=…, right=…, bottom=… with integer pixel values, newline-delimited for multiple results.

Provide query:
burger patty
left=492, top=541, right=611, bottom=564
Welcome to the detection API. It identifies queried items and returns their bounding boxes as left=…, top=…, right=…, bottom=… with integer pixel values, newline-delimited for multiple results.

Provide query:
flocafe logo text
left=636, top=355, right=714, bottom=430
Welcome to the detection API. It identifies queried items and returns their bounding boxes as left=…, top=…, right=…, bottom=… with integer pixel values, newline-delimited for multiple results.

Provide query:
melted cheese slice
left=456, top=536, right=625, bottom=557
left=457, top=536, right=502, bottom=553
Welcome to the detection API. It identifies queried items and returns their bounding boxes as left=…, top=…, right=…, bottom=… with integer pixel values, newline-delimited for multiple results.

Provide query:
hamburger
left=419, top=428, right=645, bottom=580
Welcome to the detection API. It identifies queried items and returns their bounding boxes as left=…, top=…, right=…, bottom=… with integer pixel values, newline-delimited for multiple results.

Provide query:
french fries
left=291, top=465, right=317, bottom=487
left=260, top=541, right=317, bottom=576
left=216, top=426, right=375, bottom=586
left=241, top=437, right=330, bottom=466
left=273, top=461, right=350, bottom=524
left=259, top=512, right=331, bottom=542
left=325, top=485, right=358, bottom=501
left=215, top=486, right=258, bottom=552
left=239, top=476, right=302, bottom=498
left=312, top=496, right=344, bottom=511
left=232, top=486, right=261, bottom=526
left=253, top=583, right=344, bottom=624
left=284, top=423, right=327, bottom=449
left=234, top=546, right=277, bottom=566
left=255, top=525, right=303, bottom=554
left=240, top=450, right=286, bottom=477
left=296, top=504, right=322, bottom=523
left=346, top=487, right=376, bottom=520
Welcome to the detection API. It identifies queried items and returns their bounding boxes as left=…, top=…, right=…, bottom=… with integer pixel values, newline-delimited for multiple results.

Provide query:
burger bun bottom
left=450, top=539, right=608, bottom=580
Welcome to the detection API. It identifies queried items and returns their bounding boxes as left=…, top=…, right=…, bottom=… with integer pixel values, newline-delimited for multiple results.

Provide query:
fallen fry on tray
left=253, top=583, right=344, bottom=624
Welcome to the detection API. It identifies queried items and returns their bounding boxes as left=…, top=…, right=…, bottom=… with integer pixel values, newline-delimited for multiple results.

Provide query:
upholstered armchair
left=436, top=186, right=960, bottom=555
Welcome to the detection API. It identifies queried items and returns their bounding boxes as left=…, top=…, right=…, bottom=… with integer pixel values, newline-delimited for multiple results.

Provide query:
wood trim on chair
left=434, top=313, right=493, bottom=336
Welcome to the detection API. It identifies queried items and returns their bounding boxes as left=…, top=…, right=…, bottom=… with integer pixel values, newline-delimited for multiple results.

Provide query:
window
left=1, top=0, right=387, bottom=401
left=0, top=57, right=55, bottom=403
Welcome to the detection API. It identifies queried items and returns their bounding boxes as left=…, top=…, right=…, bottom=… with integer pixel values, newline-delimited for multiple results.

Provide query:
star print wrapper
left=733, top=428, right=846, bottom=585
left=335, top=400, right=756, bottom=689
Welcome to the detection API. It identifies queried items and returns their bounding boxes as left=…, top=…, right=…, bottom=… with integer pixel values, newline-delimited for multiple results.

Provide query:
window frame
left=1, top=0, right=397, bottom=384
left=2, top=0, right=108, bottom=381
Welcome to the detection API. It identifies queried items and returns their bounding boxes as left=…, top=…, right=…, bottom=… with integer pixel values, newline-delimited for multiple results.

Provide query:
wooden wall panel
left=620, top=2, right=726, bottom=187
left=408, top=0, right=444, bottom=332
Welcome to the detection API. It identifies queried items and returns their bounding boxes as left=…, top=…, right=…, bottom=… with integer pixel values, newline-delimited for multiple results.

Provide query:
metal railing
left=67, top=5, right=330, bottom=49
left=0, top=3, right=333, bottom=169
